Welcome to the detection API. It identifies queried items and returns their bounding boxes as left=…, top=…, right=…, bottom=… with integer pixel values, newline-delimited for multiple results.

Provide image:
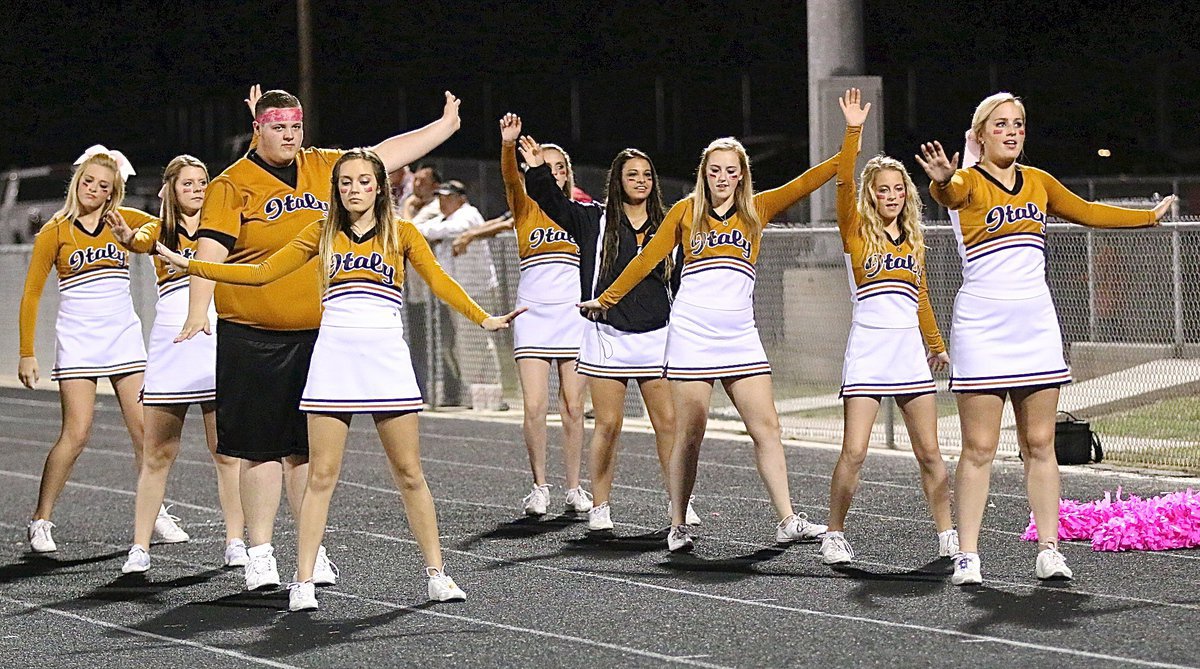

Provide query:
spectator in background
left=400, top=163, right=443, bottom=401
left=389, top=165, right=413, bottom=213
left=420, top=180, right=502, bottom=407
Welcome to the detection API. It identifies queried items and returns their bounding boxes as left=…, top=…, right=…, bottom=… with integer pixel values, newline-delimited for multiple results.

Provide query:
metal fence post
left=1087, top=229, right=1097, bottom=341
left=1172, top=224, right=1184, bottom=355
left=883, top=397, right=896, bottom=449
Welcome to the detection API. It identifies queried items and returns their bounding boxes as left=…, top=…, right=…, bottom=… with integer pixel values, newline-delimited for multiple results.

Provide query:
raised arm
left=371, top=92, right=462, bottom=173
left=1040, top=169, right=1165, bottom=228
left=107, top=208, right=161, bottom=253
left=499, top=113, right=533, bottom=223
left=595, top=198, right=686, bottom=309
left=755, top=151, right=840, bottom=221
left=518, top=135, right=592, bottom=241
left=183, top=221, right=321, bottom=285
left=402, top=223, right=489, bottom=325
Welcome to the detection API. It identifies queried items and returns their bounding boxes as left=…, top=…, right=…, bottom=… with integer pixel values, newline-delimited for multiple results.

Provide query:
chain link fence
left=2, top=200, right=1197, bottom=475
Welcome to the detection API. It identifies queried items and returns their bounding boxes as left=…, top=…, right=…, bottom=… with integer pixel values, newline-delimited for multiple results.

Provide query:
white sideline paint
left=0, top=594, right=298, bottom=669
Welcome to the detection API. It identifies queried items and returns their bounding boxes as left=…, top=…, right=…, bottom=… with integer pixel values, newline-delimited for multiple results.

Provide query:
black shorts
left=215, top=320, right=318, bottom=461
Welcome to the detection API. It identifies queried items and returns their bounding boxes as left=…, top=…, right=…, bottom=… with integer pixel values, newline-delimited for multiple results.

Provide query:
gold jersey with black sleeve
left=596, top=153, right=839, bottom=312
left=18, top=207, right=156, bottom=357
left=197, top=147, right=344, bottom=330
left=501, top=142, right=580, bottom=304
left=187, top=218, right=490, bottom=329
left=836, top=125, right=944, bottom=354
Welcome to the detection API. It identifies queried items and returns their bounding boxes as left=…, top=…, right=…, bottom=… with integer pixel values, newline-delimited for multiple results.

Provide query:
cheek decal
left=992, top=129, right=1004, bottom=134
left=1018, top=130, right=1025, bottom=136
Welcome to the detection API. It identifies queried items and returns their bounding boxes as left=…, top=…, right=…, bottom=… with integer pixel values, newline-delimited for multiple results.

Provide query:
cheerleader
left=107, top=155, right=247, bottom=574
left=159, top=148, right=521, bottom=611
left=579, top=122, right=842, bottom=551
left=17, top=146, right=187, bottom=552
left=916, top=93, right=1175, bottom=584
left=821, top=89, right=955, bottom=566
left=518, top=123, right=699, bottom=531
left=495, top=115, right=590, bottom=516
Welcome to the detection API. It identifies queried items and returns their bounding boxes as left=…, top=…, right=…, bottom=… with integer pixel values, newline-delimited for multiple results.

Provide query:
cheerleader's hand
left=577, top=299, right=606, bottom=321
left=441, top=91, right=462, bottom=132
left=106, top=210, right=136, bottom=247
left=175, top=315, right=212, bottom=343
left=17, top=356, right=38, bottom=389
left=1152, top=194, right=1177, bottom=223
left=499, top=113, right=522, bottom=143
left=518, top=135, right=545, bottom=168
left=915, top=141, right=959, bottom=186
left=927, top=350, right=950, bottom=372
left=155, top=242, right=191, bottom=272
left=839, top=87, right=871, bottom=127
left=245, top=83, right=262, bottom=118
left=481, top=306, right=527, bottom=332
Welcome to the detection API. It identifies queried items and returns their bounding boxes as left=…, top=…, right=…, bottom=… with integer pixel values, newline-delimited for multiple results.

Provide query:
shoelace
left=287, top=581, right=312, bottom=593
left=956, top=554, right=975, bottom=571
left=671, top=525, right=693, bottom=542
left=158, top=505, right=182, bottom=523
left=1042, top=549, right=1067, bottom=568
left=569, top=488, right=593, bottom=503
left=319, top=554, right=341, bottom=578
left=249, top=556, right=274, bottom=575
left=523, top=485, right=551, bottom=505
left=828, top=536, right=854, bottom=558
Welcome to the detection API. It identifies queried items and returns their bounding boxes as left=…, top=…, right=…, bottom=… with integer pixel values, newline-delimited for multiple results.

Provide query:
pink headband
left=255, top=107, right=303, bottom=125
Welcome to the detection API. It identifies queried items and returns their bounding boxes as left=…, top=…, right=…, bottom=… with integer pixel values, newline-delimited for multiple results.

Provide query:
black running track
left=0, top=386, right=1197, bottom=669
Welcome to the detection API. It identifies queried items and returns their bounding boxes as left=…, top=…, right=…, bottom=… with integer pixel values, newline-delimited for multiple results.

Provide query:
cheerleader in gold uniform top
left=160, top=149, right=521, bottom=611
left=917, top=93, right=1174, bottom=585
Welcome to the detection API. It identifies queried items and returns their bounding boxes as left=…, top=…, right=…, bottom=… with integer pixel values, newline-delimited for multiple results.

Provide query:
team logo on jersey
left=864, top=251, right=920, bottom=281
left=984, top=202, right=1046, bottom=234
left=690, top=228, right=752, bottom=259
left=264, top=193, right=329, bottom=221
left=68, top=242, right=126, bottom=271
left=529, top=226, right=573, bottom=249
left=165, top=248, right=196, bottom=276
left=329, top=251, right=396, bottom=285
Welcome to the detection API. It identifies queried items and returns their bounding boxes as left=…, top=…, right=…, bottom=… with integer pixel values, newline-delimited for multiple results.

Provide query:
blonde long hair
left=159, top=155, right=208, bottom=251
left=689, top=137, right=763, bottom=239
left=970, top=92, right=1026, bottom=161
left=54, top=152, right=125, bottom=223
left=540, top=143, right=575, bottom=197
left=318, top=149, right=403, bottom=294
left=856, top=156, right=926, bottom=267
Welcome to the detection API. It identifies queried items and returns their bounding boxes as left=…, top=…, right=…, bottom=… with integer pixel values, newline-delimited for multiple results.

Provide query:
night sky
left=2, top=0, right=1197, bottom=184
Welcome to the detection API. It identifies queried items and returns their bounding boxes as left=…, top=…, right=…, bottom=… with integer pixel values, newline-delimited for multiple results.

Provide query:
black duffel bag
left=1054, top=411, right=1104, bottom=465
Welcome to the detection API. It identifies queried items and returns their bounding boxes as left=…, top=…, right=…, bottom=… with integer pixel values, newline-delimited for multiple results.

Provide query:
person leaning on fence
left=179, top=85, right=462, bottom=592
left=915, top=92, right=1176, bottom=586
left=521, top=123, right=702, bottom=531
left=158, top=149, right=522, bottom=611
left=107, top=155, right=250, bottom=575
left=579, top=110, right=845, bottom=552
left=481, top=114, right=591, bottom=517
left=821, top=89, right=957, bottom=567
left=16, top=145, right=186, bottom=553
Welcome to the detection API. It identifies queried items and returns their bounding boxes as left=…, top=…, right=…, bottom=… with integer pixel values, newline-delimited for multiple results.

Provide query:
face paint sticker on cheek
left=363, top=185, right=375, bottom=193
left=1018, top=129, right=1025, bottom=136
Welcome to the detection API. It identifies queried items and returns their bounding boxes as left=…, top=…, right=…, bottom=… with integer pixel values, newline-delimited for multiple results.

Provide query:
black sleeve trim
left=195, top=229, right=238, bottom=252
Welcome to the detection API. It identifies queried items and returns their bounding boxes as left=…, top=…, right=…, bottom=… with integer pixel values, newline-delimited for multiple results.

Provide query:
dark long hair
left=600, top=148, right=669, bottom=285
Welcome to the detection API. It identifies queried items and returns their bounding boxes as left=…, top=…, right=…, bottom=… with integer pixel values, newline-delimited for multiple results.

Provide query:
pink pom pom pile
left=1022, top=488, right=1200, bottom=552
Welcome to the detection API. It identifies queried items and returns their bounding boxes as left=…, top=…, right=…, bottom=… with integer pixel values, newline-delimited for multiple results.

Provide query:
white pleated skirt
left=576, top=322, right=668, bottom=379
left=841, top=323, right=936, bottom=397
left=299, top=325, right=423, bottom=413
left=664, top=299, right=771, bottom=380
left=949, top=290, right=1072, bottom=392
left=52, top=289, right=146, bottom=381
left=513, top=298, right=587, bottom=360
left=142, top=321, right=216, bottom=405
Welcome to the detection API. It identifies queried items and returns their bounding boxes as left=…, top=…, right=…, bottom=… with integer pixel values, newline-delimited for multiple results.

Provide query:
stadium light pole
left=298, top=0, right=317, bottom=144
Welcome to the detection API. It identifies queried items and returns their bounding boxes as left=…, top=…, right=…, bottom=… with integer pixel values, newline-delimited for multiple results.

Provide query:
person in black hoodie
left=522, top=135, right=700, bottom=531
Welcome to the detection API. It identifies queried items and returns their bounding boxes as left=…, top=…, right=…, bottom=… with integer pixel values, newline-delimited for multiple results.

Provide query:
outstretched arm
left=179, top=221, right=321, bottom=285
left=107, top=208, right=161, bottom=253
left=1041, top=170, right=1171, bottom=228
left=403, top=223, right=491, bottom=326
left=918, top=142, right=971, bottom=209
left=372, top=92, right=462, bottom=173
left=755, top=152, right=840, bottom=221
left=453, top=212, right=513, bottom=256
left=593, top=199, right=687, bottom=309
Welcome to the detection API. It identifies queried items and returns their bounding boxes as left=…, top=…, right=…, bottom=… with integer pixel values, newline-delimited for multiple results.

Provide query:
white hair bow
left=962, top=129, right=981, bottom=169
left=74, top=144, right=137, bottom=182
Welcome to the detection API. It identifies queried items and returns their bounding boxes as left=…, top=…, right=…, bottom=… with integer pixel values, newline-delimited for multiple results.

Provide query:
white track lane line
left=0, top=593, right=299, bottom=668
left=2, top=470, right=1198, bottom=668
left=3, top=437, right=1200, bottom=608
